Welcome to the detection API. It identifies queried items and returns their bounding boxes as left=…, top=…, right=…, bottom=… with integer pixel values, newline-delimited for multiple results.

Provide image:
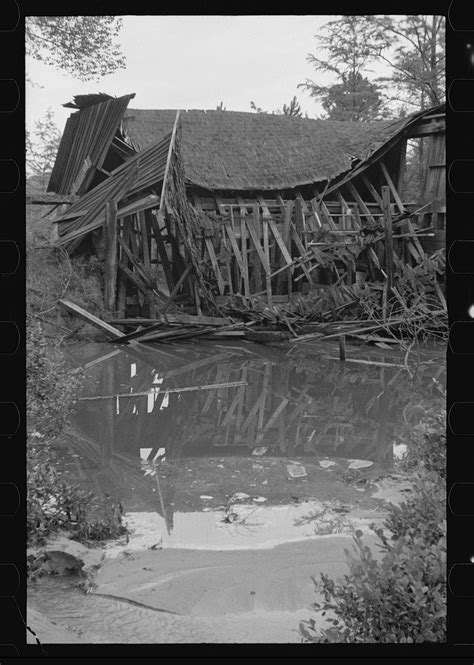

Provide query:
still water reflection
left=64, top=340, right=445, bottom=540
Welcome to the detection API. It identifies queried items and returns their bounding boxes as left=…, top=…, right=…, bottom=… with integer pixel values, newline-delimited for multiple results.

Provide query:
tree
left=250, top=96, right=306, bottom=117
left=26, top=16, right=126, bottom=81
left=216, top=101, right=227, bottom=111
left=298, top=16, right=389, bottom=121
left=26, top=109, right=61, bottom=191
left=369, top=15, right=445, bottom=110
left=281, top=96, right=303, bottom=117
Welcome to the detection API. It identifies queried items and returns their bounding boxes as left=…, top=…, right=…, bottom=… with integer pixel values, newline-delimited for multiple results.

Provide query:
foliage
left=300, top=404, right=446, bottom=643
left=27, top=440, right=126, bottom=549
left=250, top=96, right=306, bottom=117
left=27, top=317, right=127, bottom=552
left=26, top=16, right=126, bottom=81
left=26, top=108, right=61, bottom=187
left=299, top=15, right=445, bottom=117
left=300, top=529, right=446, bottom=643
left=299, top=16, right=389, bottom=121
left=27, top=204, right=106, bottom=328
left=371, top=15, right=445, bottom=109
left=26, top=315, right=83, bottom=439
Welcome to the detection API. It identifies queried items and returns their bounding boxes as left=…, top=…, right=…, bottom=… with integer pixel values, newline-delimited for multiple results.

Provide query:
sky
left=26, top=15, right=385, bottom=137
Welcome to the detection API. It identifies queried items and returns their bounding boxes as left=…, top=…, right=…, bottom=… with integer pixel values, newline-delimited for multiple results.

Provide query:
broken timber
left=59, top=299, right=124, bottom=339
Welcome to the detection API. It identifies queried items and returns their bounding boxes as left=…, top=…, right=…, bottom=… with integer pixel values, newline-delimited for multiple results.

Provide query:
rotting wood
left=59, top=299, right=124, bottom=339
left=382, top=186, right=394, bottom=295
left=380, top=160, right=405, bottom=214
left=104, top=200, right=118, bottom=314
left=263, top=219, right=272, bottom=306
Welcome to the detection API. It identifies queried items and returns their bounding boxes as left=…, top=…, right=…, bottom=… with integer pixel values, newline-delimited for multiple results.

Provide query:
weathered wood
left=59, top=299, right=124, bottom=338
left=380, top=161, right=405, bottom=214
left=246, top=217, right=271, bottom=275
left=116, top=194, right=160, bottom=220
left=159, top=110, right=181, bottom=216
left=262, top=219, right=272, bottom=305
left=346, top=182, right=377, bottom=225
left=205, top=237, right=226, bottom=296
left=149, top=211, right=175, bottom=292
left=116, top=220, right=129, bottom=317
left=361, top=174, right=383, bottom=208
left=339, top=335, right=346, bottom=362
left=109, top=313, right=231, bottom=327
left=240, top=215, right=251, bottom=297
left=268, top=219, right=293, bottom=268
left=104, top=200, right=118, bottom=313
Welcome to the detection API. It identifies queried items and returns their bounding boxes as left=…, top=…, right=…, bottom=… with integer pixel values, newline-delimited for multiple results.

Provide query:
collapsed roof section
left=48, top=93, right=136, bottom=196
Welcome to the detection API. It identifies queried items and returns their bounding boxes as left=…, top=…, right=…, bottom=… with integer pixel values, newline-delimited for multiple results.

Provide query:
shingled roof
left=121, top=108, right=407, bottom=191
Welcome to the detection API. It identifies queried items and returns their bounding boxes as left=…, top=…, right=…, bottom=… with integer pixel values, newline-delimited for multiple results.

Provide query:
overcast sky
left=25, top=15, right=369, bottom=135
left=26, top=15, right=398, bottom=140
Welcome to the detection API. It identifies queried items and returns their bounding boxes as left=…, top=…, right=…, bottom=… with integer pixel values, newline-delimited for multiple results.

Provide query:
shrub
left=300, top=529, right=446, bottom=643
left=26, top=314, right=83, bottom=439
left=300, top=409, right=446, bottom=643
left=27, top=442, right=126, bottom=549
left=27, top=317, right=127, bottom=553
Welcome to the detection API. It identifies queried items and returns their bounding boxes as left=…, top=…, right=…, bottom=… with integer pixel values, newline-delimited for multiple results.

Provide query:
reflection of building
left=66, top=342, right=445, bottom=531
left=71, top=343, right=443, bottom=467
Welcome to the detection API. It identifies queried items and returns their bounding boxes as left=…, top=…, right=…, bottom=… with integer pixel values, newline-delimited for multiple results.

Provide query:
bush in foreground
left=300, top=411, right=446, bottom=643
left=27, top=317, right=127, bottom=555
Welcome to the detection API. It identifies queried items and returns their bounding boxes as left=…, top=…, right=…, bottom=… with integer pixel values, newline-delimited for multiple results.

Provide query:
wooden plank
left=116, top=194, right=160, bottom=220
left=149, top=211, right=175, bottom=292
left=380, top=160, right=405, bottom=214
left=268, top=219, right=293, bottom=268
left=239, top=215, right=251, bottom=296
left=104, top=200, right=118, bottom=314
left=205, top=237, right=225, bottom=295
left=346, top=182, right=377, bottom=225
left=382, top=187, right=394, bottom=297
left=245, top=218, right=271, bottom=274
left=397, top=139, right=407, bottom=198
left=290, top=225, right=314, bottom=285
left=116, top=220, right=128, bottom=318
left=277, top=200, right=293, bottom=296
left=161, top=264, right=192, bottom=312
left=263, top=219, right=272, bottom=305
left=59, top=299, right=124, bottom=339
left=159, top=110, right=181, bottom=216
left=224, top=221, right=246, bottom=276
left=361, top=173, right=383, bottom=208
left=117, top=260, right=153, bottom=299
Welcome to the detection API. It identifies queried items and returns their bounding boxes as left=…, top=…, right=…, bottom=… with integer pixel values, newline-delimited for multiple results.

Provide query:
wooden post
left=382, top=186, right=394, bottom=290
left=382, top=186, right=394, bottom=311
left=104, top=200, right=118, bottom=314
left=263, top=218, right=272, bottom=306
left=339, top=335, right=346, bottom=362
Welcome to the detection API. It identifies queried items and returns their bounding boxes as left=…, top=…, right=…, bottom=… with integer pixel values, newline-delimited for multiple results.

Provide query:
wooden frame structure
left=47, top=96, right=445, bottom=319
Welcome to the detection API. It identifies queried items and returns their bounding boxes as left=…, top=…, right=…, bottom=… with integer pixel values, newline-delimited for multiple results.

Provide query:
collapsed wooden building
left=46, top=93, right=445, bottom=327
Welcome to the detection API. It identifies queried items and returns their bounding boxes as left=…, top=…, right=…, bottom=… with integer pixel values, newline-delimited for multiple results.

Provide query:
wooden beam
left=159, top=110, right=181, bottom=216
left=104, top=200, right=118, bottom=314
left=380, top=161, right=405, bottom=214
left=361, top=174, right=383, bottom=209
left=59, top=299, right=124, bottom=339
left=240, top=215, right=250, bottom=297
left=263, top=219, right=272, bottom=306
left=148, top=211, right=175, bottom=292
left=346, top=182, right=377, bottom=225
left=382, top=186, right=394, bottom=295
